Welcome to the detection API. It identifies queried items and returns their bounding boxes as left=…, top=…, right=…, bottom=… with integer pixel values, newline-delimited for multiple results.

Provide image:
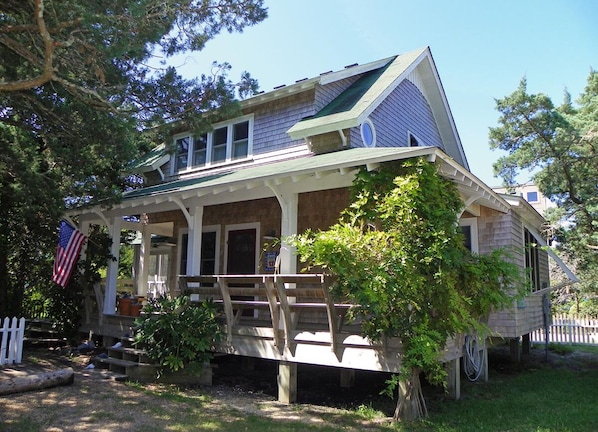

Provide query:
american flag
left=52, top=220, right=87, bottom=288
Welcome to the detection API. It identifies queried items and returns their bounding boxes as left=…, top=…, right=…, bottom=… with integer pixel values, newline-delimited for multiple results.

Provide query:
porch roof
left=76, top=147, right=509, bottom=221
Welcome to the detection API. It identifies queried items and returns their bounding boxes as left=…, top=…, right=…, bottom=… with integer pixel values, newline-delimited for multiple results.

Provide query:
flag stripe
left=52, top=220, right=87, bottom=288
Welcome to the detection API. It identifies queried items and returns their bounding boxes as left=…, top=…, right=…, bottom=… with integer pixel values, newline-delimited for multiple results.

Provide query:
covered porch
left=75, top=147, right=510, bottom=326
left=80, top=272, right=466, bottom=402
left=74, top=147, right=506, bottom=401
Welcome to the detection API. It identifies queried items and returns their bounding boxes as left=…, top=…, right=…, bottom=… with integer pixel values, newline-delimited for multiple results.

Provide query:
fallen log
left=0, top=367, right=75, bottom=396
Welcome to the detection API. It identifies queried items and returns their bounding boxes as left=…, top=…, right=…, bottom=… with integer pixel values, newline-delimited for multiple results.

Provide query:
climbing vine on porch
left=290, top=158, right=523, bottom=421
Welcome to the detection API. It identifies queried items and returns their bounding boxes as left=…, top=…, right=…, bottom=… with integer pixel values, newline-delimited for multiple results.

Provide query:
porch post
left=278, top=192, right=298, bottom=274
left=103, top=217, right=121, bottom=315
left=78, top=220, right=91, bottom=260
left=446, top=357, right=461, bottom=400
left=187, top=205, right=204, bottom=275
left=138, top=223, right=151, bottom=297
left=340, top=369, right=355, bottom=388
left=278, top=360, right=297, bottom=403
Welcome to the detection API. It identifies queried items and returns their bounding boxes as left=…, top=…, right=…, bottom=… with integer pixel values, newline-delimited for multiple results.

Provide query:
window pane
left=211, top=127, right=227, bottom=163
left=180, top=234, right=189, bottom=274
left=526, top=191, right=538, bottom=202
left=232, top=140, right=248, bottom=159
left=409, top=134, right=419, bottom=147
left=232, top=121, right=249, bottom=159
left=214, top=127, right=227, bottom=145
left=193, top=134, right=207, bottom=166
left=233, top=121, right=249, bottom=140
left=460, top=226, right=472, bottom=251
left=201, top=231, right=217, bottom=275
left=176, top=137, right=190, bottom=170
left=212, top=145, right=226, bottom=162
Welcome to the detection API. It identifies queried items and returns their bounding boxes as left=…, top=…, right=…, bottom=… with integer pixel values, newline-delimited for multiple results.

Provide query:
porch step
left=93, top=356, right=157, bottom=382
left=108, top=346, right=151, bottom=363
left=23, top=319, right=67, bottom=347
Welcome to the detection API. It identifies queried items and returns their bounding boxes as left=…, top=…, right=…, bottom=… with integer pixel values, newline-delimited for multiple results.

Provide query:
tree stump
left=0, top=367, right=74, bottom=396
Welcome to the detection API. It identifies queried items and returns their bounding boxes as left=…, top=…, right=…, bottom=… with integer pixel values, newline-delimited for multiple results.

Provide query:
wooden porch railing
left=179, top=274, right=353, bottom=352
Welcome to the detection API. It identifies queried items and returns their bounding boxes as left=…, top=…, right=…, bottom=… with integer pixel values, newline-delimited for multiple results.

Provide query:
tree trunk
left=0, top=367, right=74, bottom=396
left=394, top=367, right=427, bottom=421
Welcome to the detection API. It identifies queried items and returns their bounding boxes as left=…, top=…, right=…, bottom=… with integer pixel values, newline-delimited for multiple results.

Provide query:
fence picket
left=0, top=317, right=26, bottom=365
left=531, top=314, right=598, bottom=345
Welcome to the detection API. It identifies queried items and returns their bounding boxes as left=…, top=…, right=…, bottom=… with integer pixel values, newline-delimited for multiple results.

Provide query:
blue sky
left=169, top=0, right=597, bottom=187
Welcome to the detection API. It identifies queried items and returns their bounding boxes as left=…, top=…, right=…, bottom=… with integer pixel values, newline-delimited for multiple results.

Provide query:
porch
left=80, top=273, right=466, bottom=402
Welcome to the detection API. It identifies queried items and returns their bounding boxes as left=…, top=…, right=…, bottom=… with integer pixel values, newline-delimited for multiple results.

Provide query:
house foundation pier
left=278, top=360, right=297, bottom=404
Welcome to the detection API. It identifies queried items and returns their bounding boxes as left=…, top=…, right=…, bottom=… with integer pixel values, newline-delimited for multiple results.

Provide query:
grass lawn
left=401, top=344, right=598, bottom=432
left=122, top=344, right=598, bottom=431
left=2, top=344, right=596, bottom=431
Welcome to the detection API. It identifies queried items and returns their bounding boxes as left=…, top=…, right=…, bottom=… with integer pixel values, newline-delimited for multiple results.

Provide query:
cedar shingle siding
left=352, top=79, right=443, bottom=149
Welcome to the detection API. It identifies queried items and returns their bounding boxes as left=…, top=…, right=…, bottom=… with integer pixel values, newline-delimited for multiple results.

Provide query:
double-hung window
left=175, top=136, right=190, bottom=171
left=174, top=115, right=253, bottom=173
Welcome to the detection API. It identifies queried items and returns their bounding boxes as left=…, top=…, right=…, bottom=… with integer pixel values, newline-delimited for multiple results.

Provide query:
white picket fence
left=1, top=317, right=26, bottom=365
left=531, top=314, right=598, bottom=345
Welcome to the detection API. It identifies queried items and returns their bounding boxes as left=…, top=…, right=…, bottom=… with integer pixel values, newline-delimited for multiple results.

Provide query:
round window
left=361, top=119, right=376, bottom=147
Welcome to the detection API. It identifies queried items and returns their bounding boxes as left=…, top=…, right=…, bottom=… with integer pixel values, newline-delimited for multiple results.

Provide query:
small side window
left=526, top=191, right=539, bottom=202
left=360, top=118, right=376, bottom=147
left=408, top=131, right=420, bottom=147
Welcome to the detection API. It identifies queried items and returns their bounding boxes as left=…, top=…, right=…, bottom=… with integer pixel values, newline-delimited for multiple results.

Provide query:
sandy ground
left=0, top=347, right=394, bottom=431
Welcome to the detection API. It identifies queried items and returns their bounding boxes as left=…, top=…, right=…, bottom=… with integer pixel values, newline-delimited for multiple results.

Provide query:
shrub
left=134, top=295, right=223, bottom=375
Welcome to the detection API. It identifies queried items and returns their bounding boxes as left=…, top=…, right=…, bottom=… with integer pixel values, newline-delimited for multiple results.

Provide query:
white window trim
left=178, top=225, right=221, bottom=276
left=459, top=217, right=479, bottom=253
left=360, top=118, right=377, bottom=147
left=172, top=114, right=254, bottom=175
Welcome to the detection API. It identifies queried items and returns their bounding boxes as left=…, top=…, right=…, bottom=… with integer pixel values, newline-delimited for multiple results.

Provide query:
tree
left=489, top=71, right=598, bottom=311
left=291, top=159, right=520, bottom=421
left=0, top=0, right=267, bottom=317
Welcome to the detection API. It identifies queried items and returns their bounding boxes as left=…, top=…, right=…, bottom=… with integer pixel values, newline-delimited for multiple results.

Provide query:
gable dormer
left=134, top=47, right=469, bottom=185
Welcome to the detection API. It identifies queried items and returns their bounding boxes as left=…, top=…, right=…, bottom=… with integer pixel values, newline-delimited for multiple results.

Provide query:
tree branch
left=0, top=0, right=54, bottom=91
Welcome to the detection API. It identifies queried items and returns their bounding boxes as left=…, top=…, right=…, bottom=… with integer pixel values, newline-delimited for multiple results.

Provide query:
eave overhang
left=74, top=147, right=509, bottom=224
left=240, top=57, right=395, bottom=110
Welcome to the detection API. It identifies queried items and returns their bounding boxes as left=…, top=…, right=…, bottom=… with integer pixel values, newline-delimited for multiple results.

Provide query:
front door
left=226, top=228, right=256, bottom=274
left=226, top=228, right=257, bottom=317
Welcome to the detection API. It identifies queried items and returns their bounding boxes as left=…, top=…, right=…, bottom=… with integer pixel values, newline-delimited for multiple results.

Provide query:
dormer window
left=174, top=115, right=253, bottom=173
left=175, top=137, right=190, bottom=171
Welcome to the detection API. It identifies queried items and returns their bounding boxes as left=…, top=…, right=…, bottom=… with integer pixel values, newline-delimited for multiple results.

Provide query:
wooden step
left=108, top=346, right=150, bottom=362
left=94, top=357, right=147, bottom=368
left=93, top=356, right=157, bottom=382
left=23, top=337, right=67, bottom=347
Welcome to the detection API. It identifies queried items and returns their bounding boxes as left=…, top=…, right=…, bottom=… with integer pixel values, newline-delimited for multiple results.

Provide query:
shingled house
left=75, top=47, right=575, bottom=401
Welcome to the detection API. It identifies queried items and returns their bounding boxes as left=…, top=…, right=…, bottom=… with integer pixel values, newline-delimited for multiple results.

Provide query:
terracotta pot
left=118, top=297, right=134, bottom=316
left=130, top=303, right=143, bottom=317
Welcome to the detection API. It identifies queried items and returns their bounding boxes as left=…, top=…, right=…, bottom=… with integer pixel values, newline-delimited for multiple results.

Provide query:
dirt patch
left=0, top=347, right=396, bottom=431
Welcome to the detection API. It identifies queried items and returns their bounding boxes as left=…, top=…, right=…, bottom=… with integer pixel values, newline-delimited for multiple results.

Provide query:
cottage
left=75, top=47, right=575, bottom=401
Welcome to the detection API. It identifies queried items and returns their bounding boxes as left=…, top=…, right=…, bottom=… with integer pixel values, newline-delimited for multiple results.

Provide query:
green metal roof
left=287, top=48, right=427, bottom=139
left=310, top=61, right=393, bottom=119
left=128, top=143, right=169, bottom=172
left=123, top=147, right=432, bottom=201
